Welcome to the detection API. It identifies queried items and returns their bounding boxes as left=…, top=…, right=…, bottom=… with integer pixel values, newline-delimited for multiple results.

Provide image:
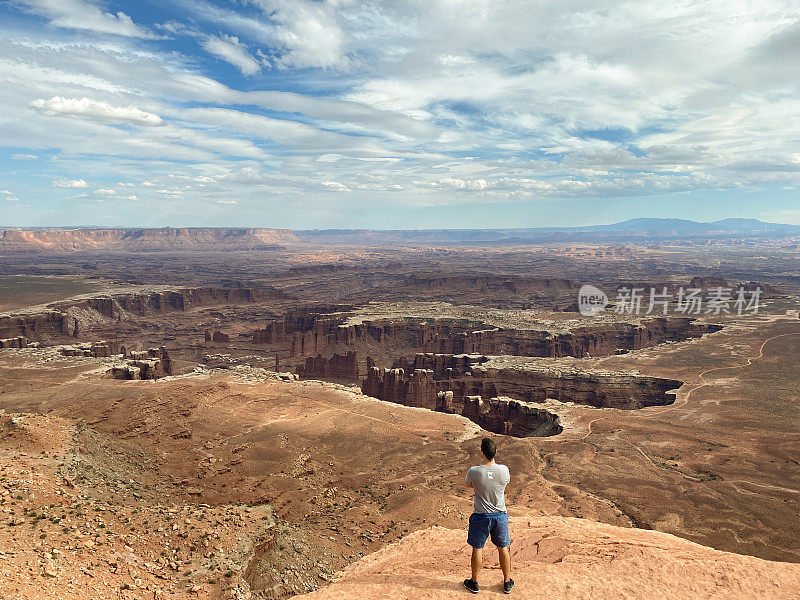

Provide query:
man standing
left=464, top=438, right=513, bottom=594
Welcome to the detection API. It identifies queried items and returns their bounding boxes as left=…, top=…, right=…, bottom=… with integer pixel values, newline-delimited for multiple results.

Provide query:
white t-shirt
left=466, top=464, right=510, bottom=514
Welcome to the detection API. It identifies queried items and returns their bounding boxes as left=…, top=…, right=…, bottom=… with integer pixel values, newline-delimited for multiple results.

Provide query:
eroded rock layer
left=0, top=287, right=288, bottom=343
left=0, top=227, right=299, bottom=252
left=57, top=287, right=288, bottom=319
left=297, top=351, right=359, bottom=381
left=285, top=315, right=720, bottom=359
left=361, top=353, right=682, bottom=436
left=0, top=310, right=74, bottom=341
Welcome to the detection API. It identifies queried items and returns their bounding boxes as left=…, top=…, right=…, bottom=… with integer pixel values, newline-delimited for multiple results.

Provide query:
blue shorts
left=467, top=512, right=510, bottom=549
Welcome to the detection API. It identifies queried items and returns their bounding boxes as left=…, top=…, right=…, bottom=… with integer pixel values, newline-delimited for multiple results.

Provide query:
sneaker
left=463, top=578, right=480, bottom=594
left=503, top=579, right=515, bottom=594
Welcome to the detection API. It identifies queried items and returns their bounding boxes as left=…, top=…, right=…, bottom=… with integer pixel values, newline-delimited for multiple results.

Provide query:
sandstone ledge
left=297, top=516, right=800, bottom=600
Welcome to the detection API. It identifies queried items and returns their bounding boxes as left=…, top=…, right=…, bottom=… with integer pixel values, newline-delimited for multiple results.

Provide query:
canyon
left=1, top=234, right=800, bottom=600
left=284, top=314, right=721, bottom=360
left=2, top=292, right=702, bottom=438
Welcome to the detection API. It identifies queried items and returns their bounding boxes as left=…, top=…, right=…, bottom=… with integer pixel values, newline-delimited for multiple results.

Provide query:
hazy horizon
left=2, top=1, right=800, bottom=228
left=3, top=216, right=799, bottom=233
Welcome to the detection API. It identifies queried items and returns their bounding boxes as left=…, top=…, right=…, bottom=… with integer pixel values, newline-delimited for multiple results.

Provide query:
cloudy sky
left=1, top=0, right=799, bottom=228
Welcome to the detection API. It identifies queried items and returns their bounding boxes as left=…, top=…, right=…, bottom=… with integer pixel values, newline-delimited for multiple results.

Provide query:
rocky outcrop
left=362, top=366, right=562, bottom=437
left=253, top=305, right=351, bottom=347
left=60, top=287, right=288, bottom=319
left=54, top=341, right=173, bottom=379
left=406, top=369, right=438, bottom=409
left=211, top=331, right=230, bottom=343
left=0, top=311, right=74, bottom=342
left=393, top=353, right=487, bottom=378
left=689, top=276, right=728, bottom=288
left=362, top=366, right=437, bottom=407
left=295, top=516, right=800, bottom=600
left=0, top=336, right=28, bottom=348
left=59, top=341, right=124, bottom=358
left=0, top=287, right=288, bottom=345
left=402, top=274, right=576, bottom=293
left=463, top=363, right=683, bottom=410
left=289, top=316, right=721, bottom=359
left=297, top=351, right=359, bottom=381
left=462, top=395, right=562, bottom=436
left=106, top=347, right=172, bottom=379
left=361, top=367, right=406, bottom=406
left=436, top=390, right=454, bottom=413
left=252, top=320, right=287, bottom=344
left=361, top=353, right=683, bottom=435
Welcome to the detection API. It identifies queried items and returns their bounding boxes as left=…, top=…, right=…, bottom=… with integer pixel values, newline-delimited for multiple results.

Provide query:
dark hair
left=481, top=438, right=496, bottom=460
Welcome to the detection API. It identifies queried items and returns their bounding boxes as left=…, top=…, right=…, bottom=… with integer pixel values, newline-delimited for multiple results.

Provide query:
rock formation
left=297, top=351, right=359, bottom=381
left=252, top=320, right=287, bottom=344
left=0, top=227, right=299, bottom=252
left=461, top=395, right=562, bottom=436
left=251, top=305, right=351, bottom=348
left=211, top=331, right=230, bottom=343
left=361, top=352, right=682, bottom=436
left=0, top=336, right=28, bottom=348
left=59, top=341, right=124, bottom=358
left=59, top=287, right=288, bottom=319
left=287, top=315, right=721, bottom=359
left=295, top=516, right=800, bottom=600
left=406, top=369, right=437, bottom=409
left=0, top=311, right=74, bottom=342
left=107, top=347, right=172, bottom=380
left=435, top=390, right=454, bottom=413
left=362, top=365, right=563, bottom=437
left=690, top=276, right=728, bottom=288
left=464, top=362, right=683, bottom=410
left=364, top=353, right=682, bottom=413
left=0, top=287, right=288, bottom=346
left=54, top=341, right=173, bottom=379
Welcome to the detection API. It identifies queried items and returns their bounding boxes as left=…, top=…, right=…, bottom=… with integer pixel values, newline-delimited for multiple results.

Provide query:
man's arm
left=465, top=467, right=474, bottom=488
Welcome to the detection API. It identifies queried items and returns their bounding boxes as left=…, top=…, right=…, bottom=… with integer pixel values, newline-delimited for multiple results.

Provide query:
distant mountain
left=2, top=219, right=799, bottom=251
left=0, top=227, right=298, bottom=252
left=294, top=218, right=800, bottom=244
left=592, top=218, right=798, bottom=232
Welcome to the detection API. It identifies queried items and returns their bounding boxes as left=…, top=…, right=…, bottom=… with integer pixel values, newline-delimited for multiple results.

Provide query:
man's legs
left=498, top=545, right=511, bottom=583
left=471, top=546, right=483, bottom=582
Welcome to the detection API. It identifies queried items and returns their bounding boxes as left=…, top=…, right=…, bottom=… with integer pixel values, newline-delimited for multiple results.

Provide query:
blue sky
left=1, top=0, right=800, bottom=228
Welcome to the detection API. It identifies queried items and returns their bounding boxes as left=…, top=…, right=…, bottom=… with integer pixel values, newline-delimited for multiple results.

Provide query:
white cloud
left=93, top=188, right=117, bottom=195
left=5, top=196, right=20, bottom=202
left=253, top=0, right=350, bottom=69
left=437, top=177, right=488, bottom=191
left=11, top=153, right=38, bottom=160
left=30, top=97, right=165, bottom=126
left=322, top=181, right=350, bottom=192
left=53, top=178, right=87, bottom=188
left=200, top=34, right=261, bottom=76
left=1, top=190, right=11, bottom=195
left=4, top=0, right=800, bottom=225
left=156, top=188, right=184, bottom=196
left=17, top=0, right=153, bottom=38
left=217, top=199, right=238, bottom=205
